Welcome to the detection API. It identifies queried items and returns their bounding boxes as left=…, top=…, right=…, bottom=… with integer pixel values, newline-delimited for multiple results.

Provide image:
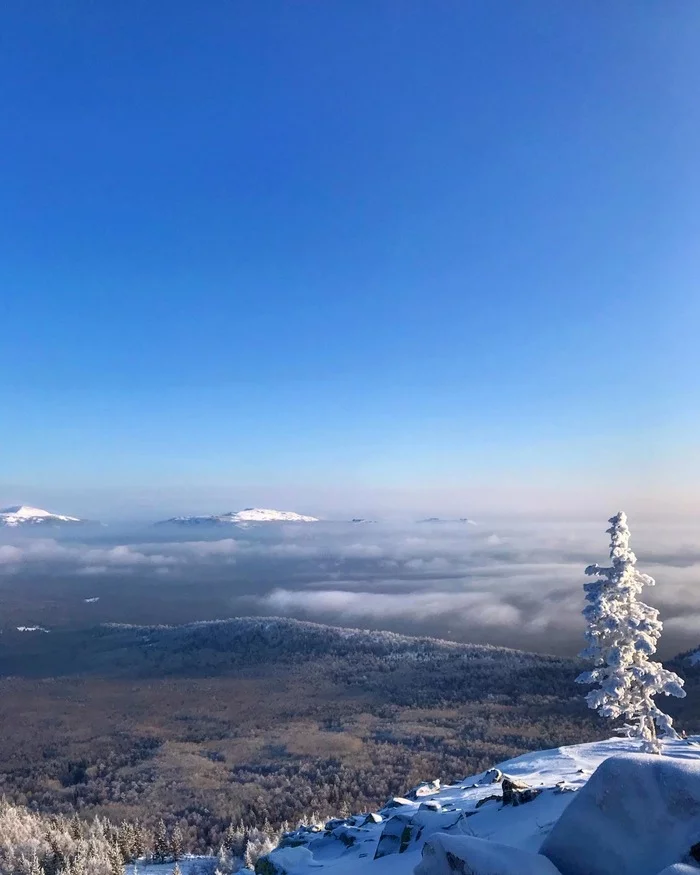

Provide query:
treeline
left=0, top=799, right=294, bottom=875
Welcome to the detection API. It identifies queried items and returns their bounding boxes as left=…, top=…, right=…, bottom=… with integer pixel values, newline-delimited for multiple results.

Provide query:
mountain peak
left=0, top=505, right=84, bottom=526
left=156, top=507, right=320, bottom=526
left=2, top=505, right=55, bottom=517
left=223, top=508, right=319, bottom=522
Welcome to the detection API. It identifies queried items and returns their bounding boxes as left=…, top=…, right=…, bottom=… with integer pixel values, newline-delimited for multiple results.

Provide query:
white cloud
left=0, top=516, right=698, bottom=656
left=261, top=587, right=522, bottom=628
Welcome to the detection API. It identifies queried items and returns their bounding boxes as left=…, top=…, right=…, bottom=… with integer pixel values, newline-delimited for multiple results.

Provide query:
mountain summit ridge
left=156, top=507, right=320, bottom=526
left=0, top=505, right=86, bottom=527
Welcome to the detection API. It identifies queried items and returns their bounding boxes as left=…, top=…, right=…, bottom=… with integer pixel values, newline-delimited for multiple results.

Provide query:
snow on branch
left=576, top=511, right=685, bottom=753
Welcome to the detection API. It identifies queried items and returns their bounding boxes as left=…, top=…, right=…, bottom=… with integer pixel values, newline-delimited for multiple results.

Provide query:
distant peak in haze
left=417, top=516, right=477, bottom=524
left=156, top=507, right=320, bottom=526
left=0, top=505, right=87, bottom=527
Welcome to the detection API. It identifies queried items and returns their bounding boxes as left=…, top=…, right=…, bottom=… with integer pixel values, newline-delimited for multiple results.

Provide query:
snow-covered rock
left=258, top=845, right=315, bottom=873
left=0, top=505, right=86, bottom=527
left=258, top=738, right=700, bottom=875
left=477, top=768, right=503, bottom=786
left=374, top=814, right=423, bottom=860
left=540, top=753, right=700, bottom=875
left=407, top=780, right=441, bottom=800
left=157, top=507, right=319, bottom=526
left=415, top=835, right=562, bottom=875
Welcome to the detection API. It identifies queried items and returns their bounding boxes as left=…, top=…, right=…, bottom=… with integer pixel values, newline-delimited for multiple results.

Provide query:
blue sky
left=2, top=2, right=699, bottom=519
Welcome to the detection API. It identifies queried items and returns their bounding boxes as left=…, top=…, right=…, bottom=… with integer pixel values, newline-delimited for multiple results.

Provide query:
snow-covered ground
left=261, top=737, right=700, bottom=875
left=126, top=857, right=216, bottom=875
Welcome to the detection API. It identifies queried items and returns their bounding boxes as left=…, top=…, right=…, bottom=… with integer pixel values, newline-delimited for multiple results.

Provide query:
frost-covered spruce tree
left=576, top=511, right=686, bottom=753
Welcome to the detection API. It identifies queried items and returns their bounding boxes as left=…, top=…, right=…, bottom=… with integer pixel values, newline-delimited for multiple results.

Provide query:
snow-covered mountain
left=257, top=736, right=700, bottom=875
left=156, top=507, right=320, bottom=526
left=0, top=505, right=88, bottom=527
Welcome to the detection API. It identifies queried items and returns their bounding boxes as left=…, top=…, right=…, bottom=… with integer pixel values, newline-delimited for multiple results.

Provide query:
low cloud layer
left=1, top=518, right=698, bottom=657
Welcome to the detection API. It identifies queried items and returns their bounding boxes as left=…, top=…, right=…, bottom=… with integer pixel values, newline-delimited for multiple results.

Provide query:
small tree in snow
left=576, top=511, right=686, bottom=753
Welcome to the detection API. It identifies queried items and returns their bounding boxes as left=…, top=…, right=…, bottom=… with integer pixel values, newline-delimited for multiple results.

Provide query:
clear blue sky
left=2, top=2, right=699, bottom=518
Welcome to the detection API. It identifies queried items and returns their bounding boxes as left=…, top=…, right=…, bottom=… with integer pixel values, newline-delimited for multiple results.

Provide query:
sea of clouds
left=1, top=518, right=698, bottom=657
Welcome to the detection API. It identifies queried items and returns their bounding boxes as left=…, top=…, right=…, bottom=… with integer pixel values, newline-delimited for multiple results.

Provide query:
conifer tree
left=576, top=511, right=686, bottom=752
left=131, top=822, right=146, bottom=860
left=153, top=819, right=169, bottom=864
left=170, top=825, right=184, bottom=862
left=108, top=841, right=125, bottom=875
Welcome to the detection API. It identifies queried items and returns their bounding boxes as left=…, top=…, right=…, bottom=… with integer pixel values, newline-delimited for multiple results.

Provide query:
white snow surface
left=415, top=835, right=562, bottom=875
left=0, top=505, right=82, bottom=526
left=541, top=752, right=700, bottom=875
left=125, top=856, right=216, bottom=875
left=261, top=737, right=700, bottom=875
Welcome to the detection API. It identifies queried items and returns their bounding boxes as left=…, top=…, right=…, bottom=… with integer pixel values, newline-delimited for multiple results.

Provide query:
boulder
left=410, top=807, right=472, bottom=836
left=415, top=834, right=562, bottom=875
left=380, top=796, right=414, bottom=812
left=324, top=817, right=349, bottom=831
left=472, top=775, right=541, bottom=809
left=478, top=767, right=504, bottom=785
left=540, top=754, right=700, bottom=875
left=463, top=767, right=504, bottom=789
left=502, top=775, right=541, bottom=806
left=475, top=793, right=502, bottom=809
left=419, top=800, right=443, bottom=812
left=373, top=813, right=423, bottom=859
left=256, top=845, right=316, bottom=874
left=408, top=779, right=441, bottom=799
left=329, top=825, right=357, bottom=847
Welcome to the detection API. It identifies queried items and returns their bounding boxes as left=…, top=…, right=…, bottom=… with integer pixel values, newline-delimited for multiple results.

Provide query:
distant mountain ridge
left=0, top=505, right=89, bottom=527
left=156, top=507, right=320, bottom=526
left=417, top=516, right=477, bottom=524
left=0, top=615, right=577, bottom=681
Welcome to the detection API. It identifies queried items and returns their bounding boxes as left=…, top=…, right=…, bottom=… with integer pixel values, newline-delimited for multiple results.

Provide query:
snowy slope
left=157, top=507, right=319, bottom=526
left=0, top=505, right=85, bottom=527
left=260, top=737, right=700, bottom=875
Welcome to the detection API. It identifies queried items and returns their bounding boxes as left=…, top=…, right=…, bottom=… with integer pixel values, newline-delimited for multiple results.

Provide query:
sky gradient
left=2, top=2, right=700, bottom=519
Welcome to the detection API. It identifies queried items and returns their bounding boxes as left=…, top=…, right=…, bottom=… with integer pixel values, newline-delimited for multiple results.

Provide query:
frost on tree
left=576, top=511, right=686, bottom=753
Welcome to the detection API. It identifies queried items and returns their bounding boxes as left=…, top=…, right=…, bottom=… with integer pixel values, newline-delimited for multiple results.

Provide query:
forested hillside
left=0, top=618, right=697, bottom=856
